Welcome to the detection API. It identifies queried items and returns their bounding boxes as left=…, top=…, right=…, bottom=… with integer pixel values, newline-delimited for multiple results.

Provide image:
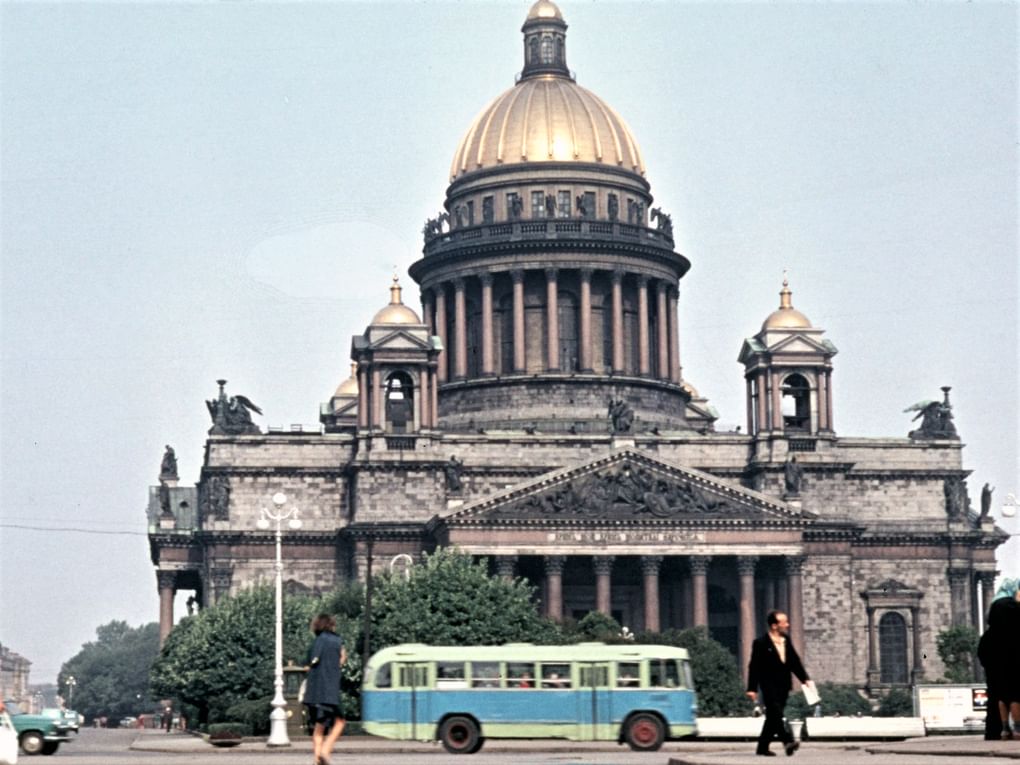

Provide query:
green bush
left=785, top=682, right=871, bottom=719
left=222, top=697, right=272, bottom=735
left=875, top=687, right=914, bottom=717
left=207, top=721, right=251, bottom=738
left=936, top=625, right=978, bottom=683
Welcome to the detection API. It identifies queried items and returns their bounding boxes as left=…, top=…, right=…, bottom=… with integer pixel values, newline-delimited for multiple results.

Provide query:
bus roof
left=365, top=642, right=690, bottom=667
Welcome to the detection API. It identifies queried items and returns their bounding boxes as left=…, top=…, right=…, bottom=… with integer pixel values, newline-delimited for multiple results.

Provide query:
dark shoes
left=785, top=741, right=800, bottom=756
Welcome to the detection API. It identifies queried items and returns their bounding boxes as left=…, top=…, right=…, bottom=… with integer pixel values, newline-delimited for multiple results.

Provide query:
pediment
left=365, top=328, right=433, bottom=351
left=767, top=334, right=833, bottom=355
left=446, top=449, right=807, bottom=525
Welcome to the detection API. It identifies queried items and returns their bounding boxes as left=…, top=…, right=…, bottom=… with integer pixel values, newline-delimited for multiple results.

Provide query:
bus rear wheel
left=624, top=713, right=665, bottom=752
left=439, top=715, right=482, bottom=754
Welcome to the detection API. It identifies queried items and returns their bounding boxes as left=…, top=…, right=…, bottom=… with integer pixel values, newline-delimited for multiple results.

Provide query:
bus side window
left=436, top=662, right=467, bottom=689
left=541, top=663, right=571, bottom=689
left=681, top=659, right=694, bottom=690
left=470, top=662, right=500, bottom=688
left=375, top=662, right=392, bottom=689
left=507, top=662, right=535, bottom=688
left=398, top=664, right=428, bottom=687
left=579, top=665, right=608, bottom=687
left=617, top=662, right=640, bottom=688
left=649, top=659, right=680, bottom=688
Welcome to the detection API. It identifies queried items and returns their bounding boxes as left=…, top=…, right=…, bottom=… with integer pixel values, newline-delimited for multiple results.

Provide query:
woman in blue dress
left=304, top=614, right=346, bottom=765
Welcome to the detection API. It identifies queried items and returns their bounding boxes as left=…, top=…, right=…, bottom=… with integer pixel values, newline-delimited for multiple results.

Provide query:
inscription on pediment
left=494, top=465, right=744, bottom=520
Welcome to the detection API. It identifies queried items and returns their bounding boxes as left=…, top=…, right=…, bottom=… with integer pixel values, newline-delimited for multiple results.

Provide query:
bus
left=361, top=642, right=697, bottom=753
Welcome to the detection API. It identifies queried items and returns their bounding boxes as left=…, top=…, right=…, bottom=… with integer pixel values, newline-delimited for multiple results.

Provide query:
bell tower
left=738, top=278, right=837, bottom=445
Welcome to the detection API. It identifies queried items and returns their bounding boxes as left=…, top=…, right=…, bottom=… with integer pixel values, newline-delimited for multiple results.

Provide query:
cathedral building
left=149, top=1, right=1005, bottom=692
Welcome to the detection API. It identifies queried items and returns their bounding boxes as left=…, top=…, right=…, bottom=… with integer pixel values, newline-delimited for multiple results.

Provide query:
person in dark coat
left=304, top=613, right=347, bottom=765
left=978, top=578, right=1020, bottom=740
left=746, top=610, right=810, bottom=757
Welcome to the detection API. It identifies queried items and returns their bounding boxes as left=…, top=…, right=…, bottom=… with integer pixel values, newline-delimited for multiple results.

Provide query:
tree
left=636, top=627, right=748, bottom=717
left=936, top=625, right=979, bottom=682
left=58, top=620, right=160, bottom=722
left=149, top=586, right=317, bottom=725
left=369, top=549, right=557, bottom=649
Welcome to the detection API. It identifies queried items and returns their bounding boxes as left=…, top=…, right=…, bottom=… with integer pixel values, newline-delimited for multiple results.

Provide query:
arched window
left=384, top=372, right=414, bottom=434
left=557, top=291, right=579, bottom=372
left=541, top=35, right=554, bottom=64
left=781, top=373, right=811, bottom=432
left=879, top=612, right=908, bottom=684
left=529, top=36, right=539, bottom=64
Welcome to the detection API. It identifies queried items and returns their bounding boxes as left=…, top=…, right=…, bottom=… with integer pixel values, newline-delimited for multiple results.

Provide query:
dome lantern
left=521, top=1, right=570, bottom=80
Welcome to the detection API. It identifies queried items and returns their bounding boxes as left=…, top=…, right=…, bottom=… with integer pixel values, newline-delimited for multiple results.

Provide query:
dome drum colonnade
left=409, top=0, right=691, bottom=432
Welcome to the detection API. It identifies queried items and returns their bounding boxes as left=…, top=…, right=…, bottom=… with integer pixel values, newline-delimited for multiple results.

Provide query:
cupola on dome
left=762, top=278, right=812, bottom=331
left=449, top=1, right=645, bottom=182
left=371, top=277, right=421, bottom=325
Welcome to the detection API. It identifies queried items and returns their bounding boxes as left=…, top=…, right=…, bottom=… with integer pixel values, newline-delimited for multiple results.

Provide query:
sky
left=1, top=0, right=1016, bottom=686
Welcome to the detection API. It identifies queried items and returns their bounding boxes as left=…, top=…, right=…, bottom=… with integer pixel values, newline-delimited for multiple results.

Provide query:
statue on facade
left=607, top=193, right=619, bottom=222
left=979, top=482, right=994, bottom=523
left=943, top=476, right=969, bottom=520
left=206, top=380, right=263, bottom=435
left=905, top=387, right=958, bottom=440
left=482, top=196, right=494, bottom=224
left=444, top=455, right=464, bottom=493
left=545, top=194, right=556, bottom=217
left=607, top=398, right=634, bottom=434
left=783, top=456, right=804, bottom=496
left=200, top=475, right=231, bottom=520
left=159, top=445, right=178, bottom=481
left=575, top=194, right=589, bottom=219
left=650, top=207, right=673, bottom=237
left=510, top=194, right=523, bottom=220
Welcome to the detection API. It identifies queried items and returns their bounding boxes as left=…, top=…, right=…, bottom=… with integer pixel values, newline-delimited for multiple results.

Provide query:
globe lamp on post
left=257, top=492, right=302, bottom=747
left=1002, top=492, right=1017, bottom=518
left=65, top=676, right=76, bottom=708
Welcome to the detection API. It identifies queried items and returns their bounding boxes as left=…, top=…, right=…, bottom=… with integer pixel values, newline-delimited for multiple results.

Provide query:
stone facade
left=147, top=1, right=1006, bottom=694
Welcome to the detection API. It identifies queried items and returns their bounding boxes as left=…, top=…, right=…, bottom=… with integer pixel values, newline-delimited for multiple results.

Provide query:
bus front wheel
left=624, top=713, right=665, bottom=752
left=439, top=715, right=482, bottom=754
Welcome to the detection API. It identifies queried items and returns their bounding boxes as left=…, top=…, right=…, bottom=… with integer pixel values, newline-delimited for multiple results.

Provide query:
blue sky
left=1, top=0, right=1016, bottom=684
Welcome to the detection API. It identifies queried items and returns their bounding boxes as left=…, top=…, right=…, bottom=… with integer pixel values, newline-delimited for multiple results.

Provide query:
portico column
left=357, top=364, right=369, bottom=430
left=418, top=367, right=429, bottom=430
left=435, top=285, right=449, bottom=382
left=737, top=556, right=758, bottom=683
left=668, top=285, right=681, bottom=383
left=785, top=556, right=805, bottom=658
left=593, top=556, right=614, bottom=615
left=866, top=607, right=878, bottom=673
left=422, top=292, right=435, bottom=335
left=611, top=271, right=624, bottom=373
left=824, top=372, right=834, bottom=432
left=480, top=274, right=494, bottom=376
left=689, top=556, right=711, bottom=628
left=511, top=270, right=526, bottom=372
left=579, top=269, right=593, bottom=372
left=453, top=278, right=467, bottom=379
left=544, top=555, right=566, bottom=621
left=545, top=269, right=559, bottom=371
left=372, top=368, right=383, bottom=430
left=817, top=368, right=829, bottom=431
left=157, top=570, right=176, bottom=646
left=656, top=282, right=669, bottom=379
left=430, top=367, right=439, bottom=427
left=756, top=371, right=768, bottom=435
left=771, top=371, right=783, bottom=430
left=642, top=556, right=663, bottom=632
left=948, top=568, right=970, bottom=626
left=746, top=377, right=755, bottom=434
left=910, top=605, right=924, bottom=681
left=496, top=555, right=518, bottom=581
left=637, top=276, right=650, bottom=375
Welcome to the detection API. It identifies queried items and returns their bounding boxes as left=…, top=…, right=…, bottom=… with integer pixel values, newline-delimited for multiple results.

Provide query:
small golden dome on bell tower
left=370, top=275, right=422, bottom=325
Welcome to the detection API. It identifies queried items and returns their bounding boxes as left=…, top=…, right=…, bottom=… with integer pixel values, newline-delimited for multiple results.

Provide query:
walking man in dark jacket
left=746, top=610, right=810, bottom=756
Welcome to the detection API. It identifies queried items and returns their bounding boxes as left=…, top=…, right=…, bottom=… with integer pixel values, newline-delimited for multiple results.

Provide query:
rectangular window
left=470, top=662, right=500, bottom=688
left=531, top=191, right=544, bottom=219
left=541, top=663, right=571, bottom=689
left=649, top=659, right=680, bottom=688
left=617, top=662, right=640, bottom=687
left=466, top=200, right=475, bottom=226
left=557, top=190, right=571, bottom=218
left=482, top=195, right=494, bottom=223
left=579, top=664, right=609, bottom=688
left=507, top=662, right=535, bottom=689
left=506, top=192, right=520, bottom=220
left=398, top=664, right=428, bottom=688
left=436, top=661, right=467, bottom=689
left=581, top=191, right=596, bottom=219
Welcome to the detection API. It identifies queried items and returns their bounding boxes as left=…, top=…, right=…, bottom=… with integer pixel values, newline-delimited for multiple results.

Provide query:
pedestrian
left=746, top=610, right=811, bottom=757
left=304, top=613, right=347, bottom=765
left=978, top=577, right=1020, bottom=739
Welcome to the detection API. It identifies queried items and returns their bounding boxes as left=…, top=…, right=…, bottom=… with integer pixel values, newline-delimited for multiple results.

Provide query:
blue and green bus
left=361, top=642, right=697, bottom=753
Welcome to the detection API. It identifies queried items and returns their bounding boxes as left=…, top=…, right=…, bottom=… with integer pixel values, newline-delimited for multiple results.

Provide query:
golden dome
left=449, top=3, right=644, bottom=182
left=527, top=0, right=563, bottom=21
left=333, top=362, right=358, bottom=398
left=762, top=277, right=812, bottom=331
left=371, top=276, right=421, bottom=325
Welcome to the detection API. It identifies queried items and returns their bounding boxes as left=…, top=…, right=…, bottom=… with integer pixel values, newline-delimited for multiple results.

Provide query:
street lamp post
left=65, top=676, right=76, bottom=708
left=258, top=492, right=301, bottom=747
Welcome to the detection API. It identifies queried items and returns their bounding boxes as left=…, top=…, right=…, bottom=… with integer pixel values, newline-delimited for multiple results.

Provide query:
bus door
left=396, top=662, right=430, bottom=740
left=577, top=662, right=612, bottom=741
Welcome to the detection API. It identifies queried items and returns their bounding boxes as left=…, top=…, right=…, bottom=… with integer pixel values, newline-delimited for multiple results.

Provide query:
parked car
left=2, top=702, right=71, bottom=756
left=117, top=717, right=137, bottom=729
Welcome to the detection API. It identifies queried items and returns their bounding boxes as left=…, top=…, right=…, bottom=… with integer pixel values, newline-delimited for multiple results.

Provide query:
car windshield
left=4, top=700, right=27, bottom=715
